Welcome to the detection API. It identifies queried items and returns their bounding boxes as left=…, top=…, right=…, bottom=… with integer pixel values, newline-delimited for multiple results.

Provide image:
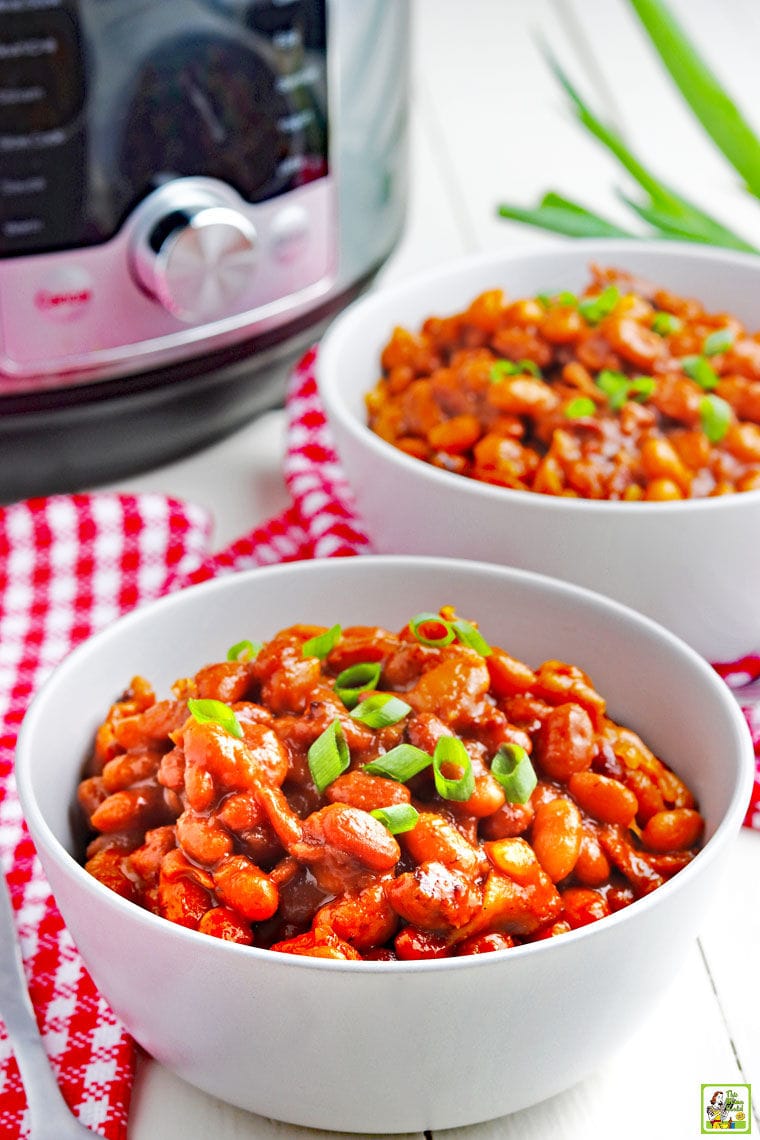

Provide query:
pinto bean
left=641, top=809, right=704, bottom=853
left=212, top=854, right=279, bottom=921
left=386, top=861, right=482, bottom=932
left=531, top=798, right=583, bottom=883
left=567, top=770, right=638, bottom=826
left=535, top=703, right=596, bottom=782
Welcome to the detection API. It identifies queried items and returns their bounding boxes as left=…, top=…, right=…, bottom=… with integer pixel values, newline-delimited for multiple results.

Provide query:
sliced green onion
left=370, top=803, right=420, bottom=835
left=351, top=693, right=412, bottom=728
left=651, top=311, right=683, bottom=336
left=702, top=327, right=735, bottom=357
left=363, top=743, right=433, bottom=782
left=432, top=737, right=475, bottom=802
left=681, top=354, right=719, bottom=390
left=409, top=612, right=455, bottom=648
left=308, top=718, right=350, bottom=793
left=596, top=369, right=630, bottom=411
left=452, top=619, right=492, bottom=657
left=226, top=639, right=261, bottom=662
left=628, top=376, right=657, bottom=402
left=302, top=624, right=341, bottom=660
left=596, top=370, right=656, bottom=411
left=578, top=285, right=620, bottom=325
left=490, top=743, right=537, bottom=804
left=187, top=697, right=243, bottom=739
left=699, top=394, right=732, bottom=443
left=490, top=358, right=542, bottom=381
left=536, top=289, right=580, bottom=307
left=334, top=662, right=383, bottom=709
left=564, top=396, right=597, bottom=419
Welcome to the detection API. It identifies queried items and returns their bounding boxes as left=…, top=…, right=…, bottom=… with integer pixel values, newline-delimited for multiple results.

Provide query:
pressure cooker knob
left=130, top=193, right=258, bottom=323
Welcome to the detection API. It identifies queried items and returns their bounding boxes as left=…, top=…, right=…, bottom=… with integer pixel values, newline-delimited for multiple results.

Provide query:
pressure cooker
left=0, top=0, right=410, bottom=497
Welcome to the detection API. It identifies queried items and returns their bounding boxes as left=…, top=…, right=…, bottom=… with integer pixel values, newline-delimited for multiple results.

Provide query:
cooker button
left=130, top=204, right=258, bottom=323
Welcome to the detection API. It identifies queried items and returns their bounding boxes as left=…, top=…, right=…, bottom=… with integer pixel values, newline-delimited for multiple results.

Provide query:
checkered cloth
left=0, top=347, right=757, bottom=1137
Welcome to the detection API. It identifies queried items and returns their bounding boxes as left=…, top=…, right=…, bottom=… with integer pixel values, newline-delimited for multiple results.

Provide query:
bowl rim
left=15, top=554, right=756, bottom=974
left=317, top=238, right=760, bottom=515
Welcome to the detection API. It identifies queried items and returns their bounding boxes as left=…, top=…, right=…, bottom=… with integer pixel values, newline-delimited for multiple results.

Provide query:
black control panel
left=0, top=2, right=87, bottom=253
left=0, top=0, right=328, bottom=257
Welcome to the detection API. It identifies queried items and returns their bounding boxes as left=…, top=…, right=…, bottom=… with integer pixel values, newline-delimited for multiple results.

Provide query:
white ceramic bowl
left=317, top=240, right=760, bottom=662
left=15, top=557, right=753, bottom=1133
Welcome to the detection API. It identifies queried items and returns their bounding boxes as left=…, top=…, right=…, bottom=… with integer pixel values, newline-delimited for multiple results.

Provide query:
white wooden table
left=105, top=1, right=760, bottom=1135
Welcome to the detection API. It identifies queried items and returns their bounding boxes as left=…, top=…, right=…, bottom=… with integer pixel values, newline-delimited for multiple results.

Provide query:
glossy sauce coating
left=366, top=266, right=760, bottom=500
left=79, top=611, right=704, bottom=960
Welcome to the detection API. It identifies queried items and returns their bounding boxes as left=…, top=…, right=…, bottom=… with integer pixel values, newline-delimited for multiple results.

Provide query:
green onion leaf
left=498, top=196, right=634, bottom=240
left=681, top=355, right=719, bottom=390
left=703, top=328, right=735, bottom=357
left=490, top=743, right=537, bottom=804
left=490, top=358, right=542, bottom=381
left=187, top=698, right=244, bottom=739
left=302, top=624, right=341, bottom=660
left=539, top=47, right=758, bottom=253
left=226, top=639, right=261, bottom=662
left=564, top=396, right=597, bottom=419
left=452, top=619, right=492, bottom=657
left=432, top=737, right=475, bottom=802
left=308, top=719, right=350, bottom=793
left=334, top=662, right=383, bottom=709
left=627, top=0, right=760, bottom=202
left=364, top=743, right=433, bottom=782
left=351, top=693, right=412, bottom=728
left=699, top=394, right=732, bottom=443
left=370, top=803, right=420, bottom=835
left=578, top=285, right=620, bottom=325
left=409, top=612, right=455, bottom=648
left=651, top=311, right=683, bottom=336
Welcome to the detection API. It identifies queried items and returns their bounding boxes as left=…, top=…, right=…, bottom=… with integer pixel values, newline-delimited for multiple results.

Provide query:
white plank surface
left=105, top=2, right=760, bottom=1136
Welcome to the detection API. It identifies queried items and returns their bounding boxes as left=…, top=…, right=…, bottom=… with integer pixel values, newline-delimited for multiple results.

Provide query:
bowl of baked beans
left=16, top=556, right=753, bottom=1132
left=317, top=240, right=760, bottom=661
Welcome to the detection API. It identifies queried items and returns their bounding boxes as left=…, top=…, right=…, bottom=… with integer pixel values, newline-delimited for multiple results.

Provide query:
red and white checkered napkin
left=0, top=347, right=758, bottom=1138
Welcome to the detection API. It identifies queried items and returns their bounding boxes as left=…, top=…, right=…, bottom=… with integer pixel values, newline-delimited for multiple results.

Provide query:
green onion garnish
left=351, top=693, right=412, bottom=728
left=302, top=624, right=341, bottom=660
left=541, top=289, right=578, bottom=308
left=370, top=803, right=420, bottom=835
left=699, top=394, right=732, bottom=443
left=578, top=285, right=620, bottom=325
left=702, top=327, right=735, bottom=356
left=490, top=743, right=537, bottom=804
left=651, top=311, right=683, bottom=336
left=628, top=376, right=657, bottom=401
left=363, top=743, right=433, bottom=782
left=226, top=639, right=261, bottom=662
left=432, top=737, right=475, bottom=802
left=187, top=698, right=244, bottom=739
left=334, top=662, right=383, bottom=709
left=596, top=370, right=656, bottom=410
left=308, top=718, right=350, bottom=793
left=409, top=612, right=456, bottom=647
left=681, top=354, right=719, bottom=390
left=596, top=369, right=630, bottom=411
left=451, top=619, right=492, bottom=657
left=489, top=358, right=542, bottom=381
left=564, top=396, right=596, bottom=418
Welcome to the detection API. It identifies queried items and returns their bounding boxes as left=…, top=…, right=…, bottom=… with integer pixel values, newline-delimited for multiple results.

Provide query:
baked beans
left=79, top=608, right=704, bottom=959
left=366, top=265, right=760, bottom=500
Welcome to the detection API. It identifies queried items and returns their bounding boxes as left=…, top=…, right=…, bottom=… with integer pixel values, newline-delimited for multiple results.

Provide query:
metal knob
left=130, top=191, right=258, bottom=323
